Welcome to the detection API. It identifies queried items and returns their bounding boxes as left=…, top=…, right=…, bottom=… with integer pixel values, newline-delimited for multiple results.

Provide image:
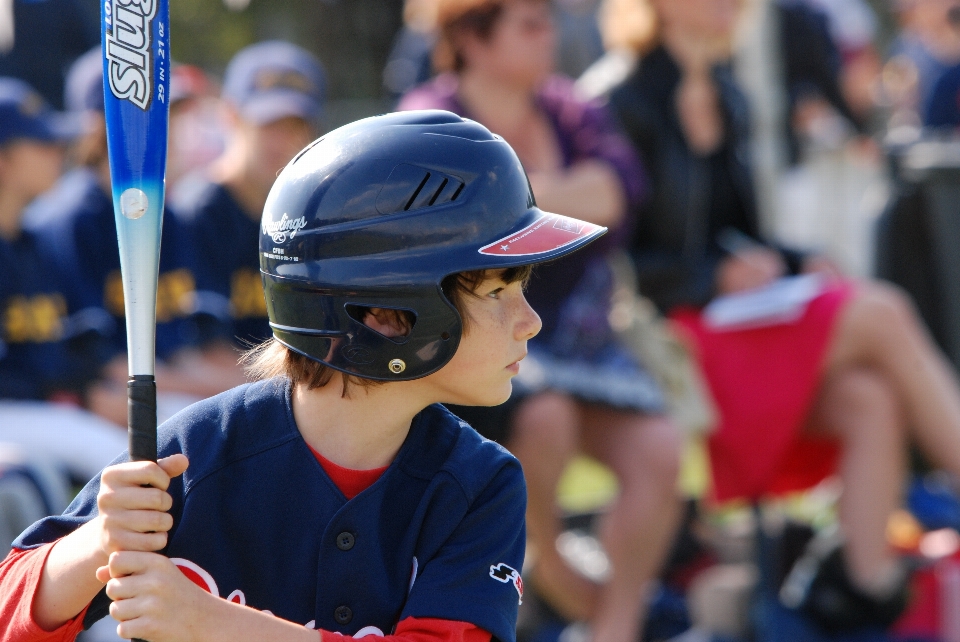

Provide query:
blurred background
left=8, top=0, right=960, bottom=641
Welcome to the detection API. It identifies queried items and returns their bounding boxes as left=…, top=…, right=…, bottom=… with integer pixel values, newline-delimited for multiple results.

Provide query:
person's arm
left=98, top=552, right=491, bottom=642
left=0, top=545, right=88, bottom=642
left=529, top=79, right=647, bottom=230
left=100, top=459, right=517, bottom=642
left=99, top=554, right=491, bottom=642
left=27, top=455, right=188, bottom=631
left=527, top=159, right=626, bottom=227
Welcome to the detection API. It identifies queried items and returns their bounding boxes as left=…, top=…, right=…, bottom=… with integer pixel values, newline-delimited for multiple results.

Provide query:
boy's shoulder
left=157, top=378, right=300, bottom=484
left=158, top=383, right=519, bottom=493
left=402, top=404, right=522, bottom=504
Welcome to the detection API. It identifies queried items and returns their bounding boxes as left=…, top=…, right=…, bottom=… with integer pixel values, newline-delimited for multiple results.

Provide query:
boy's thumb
left=157, top=453, right=189, bottom=478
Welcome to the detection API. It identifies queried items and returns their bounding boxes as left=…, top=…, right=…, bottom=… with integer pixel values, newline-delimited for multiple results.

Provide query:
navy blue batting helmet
left=260, top=110, right=605, bottom=380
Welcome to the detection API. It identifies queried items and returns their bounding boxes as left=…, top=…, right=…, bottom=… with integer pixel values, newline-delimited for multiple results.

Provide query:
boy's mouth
left=506, top=353, right=527, bottom=374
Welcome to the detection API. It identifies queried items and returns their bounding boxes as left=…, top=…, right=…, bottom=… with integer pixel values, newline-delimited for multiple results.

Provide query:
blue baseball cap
left=222, top=40, right=325, bottom=125
left=65, top=47, right=105, bottom=114
left=0, top=77, right=81, bottom=146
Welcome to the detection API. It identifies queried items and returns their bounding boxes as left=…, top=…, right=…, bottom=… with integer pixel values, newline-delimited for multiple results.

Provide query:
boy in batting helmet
left=2, top=110, right=604, bottom=642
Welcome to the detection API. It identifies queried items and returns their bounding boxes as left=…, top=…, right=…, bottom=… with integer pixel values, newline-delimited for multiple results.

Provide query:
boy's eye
left=486, top=287, right=504, bottom=299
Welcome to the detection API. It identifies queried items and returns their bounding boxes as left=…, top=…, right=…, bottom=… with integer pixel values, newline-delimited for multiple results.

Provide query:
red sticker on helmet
left=478, top=215, right=603, bottom=257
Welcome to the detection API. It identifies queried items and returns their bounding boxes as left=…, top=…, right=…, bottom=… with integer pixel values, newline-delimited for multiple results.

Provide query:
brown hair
left=432, top=0, right=506, bottom=73
left=242, top=265, right=532, bottom=394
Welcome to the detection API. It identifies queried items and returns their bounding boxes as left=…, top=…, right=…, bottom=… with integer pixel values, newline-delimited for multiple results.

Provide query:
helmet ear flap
left=344, top=304, right=417, bottom=344
left=265, top=274, right=462, bottom=380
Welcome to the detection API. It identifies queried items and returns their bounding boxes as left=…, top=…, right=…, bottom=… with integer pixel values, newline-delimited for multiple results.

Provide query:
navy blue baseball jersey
left=0, top=228, right=103, bottom=400
left=33, top=168, right=201, bottom=360
left=174, top=181, right=272, bottom=347
left=13, top=378, right=527, bottom=641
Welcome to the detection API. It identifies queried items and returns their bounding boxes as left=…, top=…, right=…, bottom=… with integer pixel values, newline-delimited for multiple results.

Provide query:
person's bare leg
left=804, top=367, right=907, bottom=592
left=825, top=281, right=960, bottom=476
left=508, top=392, right=600, bottom=620
left=580, top=408, right=683, bottom=642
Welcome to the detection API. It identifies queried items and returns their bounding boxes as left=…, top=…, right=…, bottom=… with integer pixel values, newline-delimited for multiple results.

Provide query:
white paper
left=703, top=274, right=827, bottom=330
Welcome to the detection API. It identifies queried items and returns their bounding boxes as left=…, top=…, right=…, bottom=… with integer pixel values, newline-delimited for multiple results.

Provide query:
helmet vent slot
left=404, top=173, right=432, bottom=211
left=377, top=164, right=467, bottom=214
left=428, top=178, right=449, bottom=206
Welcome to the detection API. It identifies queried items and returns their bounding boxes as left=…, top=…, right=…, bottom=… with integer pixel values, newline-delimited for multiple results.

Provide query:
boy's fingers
left=109, top=595, right=137, bottom=621
left=107, top=550, right=161, bottom=578
left=157, top=453, right=188, bottom=479
left=105, top=530, right=168, bottom=554
left=100, top=486, right=171, bottom=513
left=101, top=461, right=174, bottom=491
left=114, top=508, right=174, bottom=534
left=105, top=573, right=157, bottom=602
left=117, top=619, right=155, bottom=642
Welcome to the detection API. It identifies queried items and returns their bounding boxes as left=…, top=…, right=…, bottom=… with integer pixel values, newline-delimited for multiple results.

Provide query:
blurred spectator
left=29, top=49, right=243, bottom=428
left=602, top=0, right=960, bottom=631
left=883, top=0, right=960, bottom=132
left=0, top=0, right=98, bottom=109
left=773, top=0, right=871, bottom=161
left=383, top=0, right=438, bottom=101
left=174, top=41, right=324, bottom=353
left=798, top=0, right=882, bottom=123
left=553, top=0, right=605, bottom=77
left=166, top=64, right=227, bottom=198
left=0, top=76, right=127, bottom=484
left=730, top=0, right=887, bottom=279
left=923, top=60, right=960, bottom=125
left=398, top=2, right=682, bottom=642
left=0, top=77, right=85, bottom=402
left=384, top=0, right=606, bottom=102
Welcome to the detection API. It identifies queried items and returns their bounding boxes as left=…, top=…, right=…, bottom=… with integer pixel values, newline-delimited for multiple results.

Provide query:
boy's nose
left=517, top=297, right=542, bottom=341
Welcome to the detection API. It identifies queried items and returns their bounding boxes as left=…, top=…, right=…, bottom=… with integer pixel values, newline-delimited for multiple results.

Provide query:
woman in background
left=603, top=0, right=960, bottom=629
left=399, top=2, right=682, bottom=642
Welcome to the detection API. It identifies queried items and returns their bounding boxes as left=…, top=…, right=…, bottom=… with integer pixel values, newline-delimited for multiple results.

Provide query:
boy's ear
left=363, top=308, right=410, bottom=338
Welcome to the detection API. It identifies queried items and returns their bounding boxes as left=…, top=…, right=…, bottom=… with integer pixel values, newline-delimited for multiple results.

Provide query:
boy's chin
left=446, top=383, right=513, bottom=408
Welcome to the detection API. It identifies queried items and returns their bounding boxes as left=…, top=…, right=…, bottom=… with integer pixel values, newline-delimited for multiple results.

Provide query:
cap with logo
left=0, top=77, right=81, bottom=146
left=222, top=40, right=326, bottom=125
left=170, top=64, right=212, bottom=105
left=64, top=47, right=105, bottom=114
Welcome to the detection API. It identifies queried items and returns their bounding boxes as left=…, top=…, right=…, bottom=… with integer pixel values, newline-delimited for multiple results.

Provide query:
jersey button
left=334, top=605, right=353, bottom=625
left=336, top=531, right=355, bottom=551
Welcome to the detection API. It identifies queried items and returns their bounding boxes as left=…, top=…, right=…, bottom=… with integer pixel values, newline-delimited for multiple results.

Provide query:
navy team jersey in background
left=174, top=181, right=272, bottom=348
left=29, top=168, right=201, bottom=361
left=0, top=227, right=105, bottom=400
left=14, top=378, right=526, bottom=641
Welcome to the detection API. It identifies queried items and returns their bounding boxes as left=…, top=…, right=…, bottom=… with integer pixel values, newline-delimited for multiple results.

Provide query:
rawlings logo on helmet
left=262, top=212, right=308, bottom=243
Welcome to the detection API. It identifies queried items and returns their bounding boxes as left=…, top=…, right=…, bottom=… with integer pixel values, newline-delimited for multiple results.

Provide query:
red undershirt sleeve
left=0, top=544, right=91, bottom=642
left=319, top=616, right=492, bottom=642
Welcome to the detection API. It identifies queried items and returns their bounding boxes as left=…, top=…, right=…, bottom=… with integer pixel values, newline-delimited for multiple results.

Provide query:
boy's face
left=0, top=139, right=64, bottom=201
left=244, top=115, right=316, bottom=182
left=424, top=270, right=541, bottom=406
left=463, top=0, right=556, bottom=88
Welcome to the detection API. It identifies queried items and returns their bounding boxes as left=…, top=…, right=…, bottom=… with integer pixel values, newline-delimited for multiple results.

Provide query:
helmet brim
left=469, top=207, right=607, bottom=270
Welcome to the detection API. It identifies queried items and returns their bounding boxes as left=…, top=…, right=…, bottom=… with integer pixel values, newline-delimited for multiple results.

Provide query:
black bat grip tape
left=128, top=376, right=156, bottom=642
left=128, top=375, right=158, bottom=463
